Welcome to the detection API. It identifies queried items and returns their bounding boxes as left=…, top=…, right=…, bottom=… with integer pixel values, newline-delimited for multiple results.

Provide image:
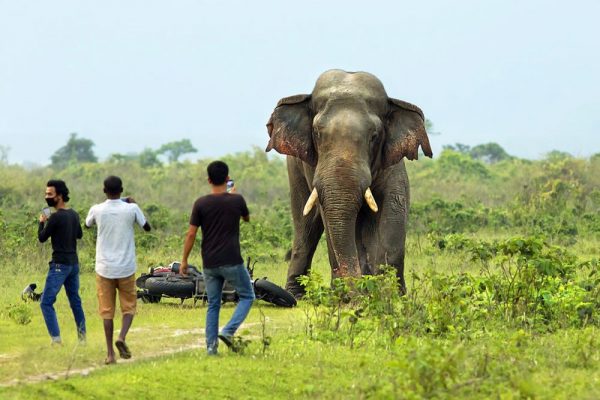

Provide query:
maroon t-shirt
left=189, top=193, right=249, bottom=268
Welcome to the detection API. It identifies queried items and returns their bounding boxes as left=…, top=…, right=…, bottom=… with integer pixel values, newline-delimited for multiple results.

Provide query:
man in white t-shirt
left=85, top=175, right=151, bottom=364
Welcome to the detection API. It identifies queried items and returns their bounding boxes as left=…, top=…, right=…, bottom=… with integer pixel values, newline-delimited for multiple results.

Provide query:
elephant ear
left=383, top=98, right=433, bottom=169
left=266, top=94, right=317, bottom=166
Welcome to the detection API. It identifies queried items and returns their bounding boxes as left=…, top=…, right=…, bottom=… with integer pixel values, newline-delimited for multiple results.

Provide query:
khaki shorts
left=96, top=274, right=137, bottom=319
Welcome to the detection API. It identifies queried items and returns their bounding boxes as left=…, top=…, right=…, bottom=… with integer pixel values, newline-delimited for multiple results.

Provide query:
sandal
left=115, top=340, right=132, bottom=359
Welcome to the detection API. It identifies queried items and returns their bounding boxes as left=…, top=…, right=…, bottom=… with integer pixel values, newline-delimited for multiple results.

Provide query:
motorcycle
left=136, top=258, right=296, bottom=308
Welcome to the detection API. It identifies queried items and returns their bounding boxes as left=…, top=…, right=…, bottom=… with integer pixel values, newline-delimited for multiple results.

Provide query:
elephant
left=266, top=69, right=432, bottom=298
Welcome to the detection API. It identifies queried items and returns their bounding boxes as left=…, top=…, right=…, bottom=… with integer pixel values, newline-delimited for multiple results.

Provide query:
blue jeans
left=203, top=263, right=255, bottom=352
left=40, top=262, right=86, bottom=339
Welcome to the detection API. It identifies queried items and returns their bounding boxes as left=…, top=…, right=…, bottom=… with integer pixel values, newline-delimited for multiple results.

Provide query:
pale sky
left=1, top=0, right=599, bottom=165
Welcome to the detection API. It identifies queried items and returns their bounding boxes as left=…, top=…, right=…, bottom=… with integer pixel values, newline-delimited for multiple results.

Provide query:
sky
left=1, top=0, right=599, bottom=165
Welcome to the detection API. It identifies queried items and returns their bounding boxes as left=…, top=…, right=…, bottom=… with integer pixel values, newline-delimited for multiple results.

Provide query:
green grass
left=1, top=238, right=599, bottom=399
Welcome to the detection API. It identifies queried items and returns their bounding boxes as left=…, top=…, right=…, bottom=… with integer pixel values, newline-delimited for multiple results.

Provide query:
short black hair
left=47, top=179, right=70, bottom=202
left=103, top=175, right=123, bottom=195
left=207, top=161, right=228, bottom=185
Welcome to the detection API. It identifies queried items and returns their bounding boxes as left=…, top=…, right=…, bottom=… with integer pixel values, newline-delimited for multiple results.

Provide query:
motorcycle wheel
left=254, top=279, right=297, bottom=308
left=145, top=277, right=195, bottom=298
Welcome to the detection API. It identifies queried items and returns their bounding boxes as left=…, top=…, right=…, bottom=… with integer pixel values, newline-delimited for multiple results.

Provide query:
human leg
left=219, top=264, right=255, bottom=338
left=103, top=319, right=116, bottom=363
left=115, top=275, right=136, bottom=359
left=64, top=263, right=86, bottom=340
left=203, top=268, right=225, bottom=354
left=96, top=274, right=117, bottom=362
left=40, top=263, right=69, bottom=341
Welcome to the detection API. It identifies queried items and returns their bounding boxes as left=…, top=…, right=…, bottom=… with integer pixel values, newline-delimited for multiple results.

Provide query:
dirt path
left=1, top=323, right=260, bottom=388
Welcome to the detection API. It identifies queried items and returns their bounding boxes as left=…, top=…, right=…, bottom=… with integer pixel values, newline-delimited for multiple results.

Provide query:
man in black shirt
left=38, top=179, right=86, bottom=344
left=180, top=161, right=254, bottom=355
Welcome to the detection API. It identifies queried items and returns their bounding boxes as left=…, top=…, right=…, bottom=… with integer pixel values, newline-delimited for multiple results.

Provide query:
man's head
left=207, top=161, right=229, bottom=185
left=46, top=179, right=70, bottom=208
left=103, top=176, right=123, bottom=197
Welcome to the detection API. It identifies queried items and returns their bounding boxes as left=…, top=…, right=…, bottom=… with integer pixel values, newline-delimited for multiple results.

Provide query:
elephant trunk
left=314, top=162, right=369, bottom=278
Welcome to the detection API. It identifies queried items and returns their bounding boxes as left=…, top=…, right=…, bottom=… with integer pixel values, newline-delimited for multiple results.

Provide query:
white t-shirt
left=85, top=199, right=147, bottom=279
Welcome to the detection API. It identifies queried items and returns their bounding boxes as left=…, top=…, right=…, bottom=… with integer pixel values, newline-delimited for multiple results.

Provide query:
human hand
left=179, top=261, right=188, bottom=276
left=39, top=214, right=48, bottom=223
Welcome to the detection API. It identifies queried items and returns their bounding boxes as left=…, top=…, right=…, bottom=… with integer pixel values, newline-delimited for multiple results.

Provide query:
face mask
left=46, top=197, right=57, bottom=207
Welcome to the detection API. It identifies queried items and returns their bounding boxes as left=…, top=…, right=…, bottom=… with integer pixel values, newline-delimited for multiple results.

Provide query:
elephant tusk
left=364, top=188, right=379, bottom=213
left=303, top=188, right=319, bottom=216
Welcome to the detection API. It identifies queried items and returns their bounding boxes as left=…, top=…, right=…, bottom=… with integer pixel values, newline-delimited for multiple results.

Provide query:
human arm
left=37, top=214, right=51, bottom=242
left=240, top=196, right=250, bottom=222
left=84, top=206, right=95, bottom=229
left=132, top=204, right=151, bottom=232
left=180, top=224, right=199, bottom=276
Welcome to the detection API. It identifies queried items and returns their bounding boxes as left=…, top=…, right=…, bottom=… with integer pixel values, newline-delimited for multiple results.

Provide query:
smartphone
left=42, top=207, right=51, bottom=217
left=226, top=179, right=234, bottom=193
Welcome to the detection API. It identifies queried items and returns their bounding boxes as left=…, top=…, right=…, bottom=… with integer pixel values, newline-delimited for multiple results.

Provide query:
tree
left=545, top=150, right=573, bottom=161
left=50, top=133, right=97, bottom=169
left=157, top=139, right=197, bottom=163
left=469, top=143, right=511, bottom=164
left=425, top=119, right=441, bottom=135
left=443, top=143, right=471, bottom=154
left=0, top=145, right=9, bottom=164
left=107, top=153, right=137, bottom=164
left=138, top=148, right=162, bottom=168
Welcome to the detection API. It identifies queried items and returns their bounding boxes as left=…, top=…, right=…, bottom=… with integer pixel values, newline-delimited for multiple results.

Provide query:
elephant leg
left=373, top=165, right=409, bottom=293
left=285, top=158, right=324, bottom=296
left=374, top=214, right=407, bottom=293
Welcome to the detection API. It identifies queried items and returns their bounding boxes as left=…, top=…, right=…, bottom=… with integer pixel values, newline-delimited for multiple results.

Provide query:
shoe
left=21, top=283, right=41, bottom=302
left=78, top=333, right=87, bottom=345
left=115, top=340, right=131, bottom=359
left=51, top=336, right=62, bottom=345
left=207, top=346, right=218, bottom=356
left=218, top=334, right=238, bottom=352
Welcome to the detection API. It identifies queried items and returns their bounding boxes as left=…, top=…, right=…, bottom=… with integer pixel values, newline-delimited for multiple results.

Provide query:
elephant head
left=266, top=70, right=432, bottom=278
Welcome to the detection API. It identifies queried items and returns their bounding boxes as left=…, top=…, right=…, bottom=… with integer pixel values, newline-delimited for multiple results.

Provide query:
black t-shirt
left=189, top=193, right=249, bottom=268
left=38, top=208, right=83, bottom=265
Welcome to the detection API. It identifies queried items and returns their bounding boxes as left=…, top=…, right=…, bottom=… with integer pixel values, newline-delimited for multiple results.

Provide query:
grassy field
left=1, top=238, right=599, bottom=399
left=1, top=151, right=599, bottom=398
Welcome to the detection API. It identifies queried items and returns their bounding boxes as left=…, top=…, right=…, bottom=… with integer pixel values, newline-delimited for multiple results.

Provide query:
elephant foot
left=285, top=284, right=306, bottom=300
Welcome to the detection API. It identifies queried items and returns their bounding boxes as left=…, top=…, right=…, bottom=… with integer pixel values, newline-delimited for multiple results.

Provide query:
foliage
left=157, top=139, right=197, bottom=163
left=297, top=236, right=598, bottom=351
left=1, top=145, right=599, bottom=398
left=434, top=149, right=491, bottom=178
left=0, top=145, right=9, bottom=164
left=469, top=142, right=512, bottom=163
left=6, top=303, right=33, bottom=325
left=433, top=234, right=599, bottom=330
left=442, top=142, right=511, bottom=164
left=138, top=148, right=163, bottom=168
left=107, top=139, right=197, bottom=167
left=410, top=197, right=509, bottom=234
left=50, top=133, right=97, bottom=169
